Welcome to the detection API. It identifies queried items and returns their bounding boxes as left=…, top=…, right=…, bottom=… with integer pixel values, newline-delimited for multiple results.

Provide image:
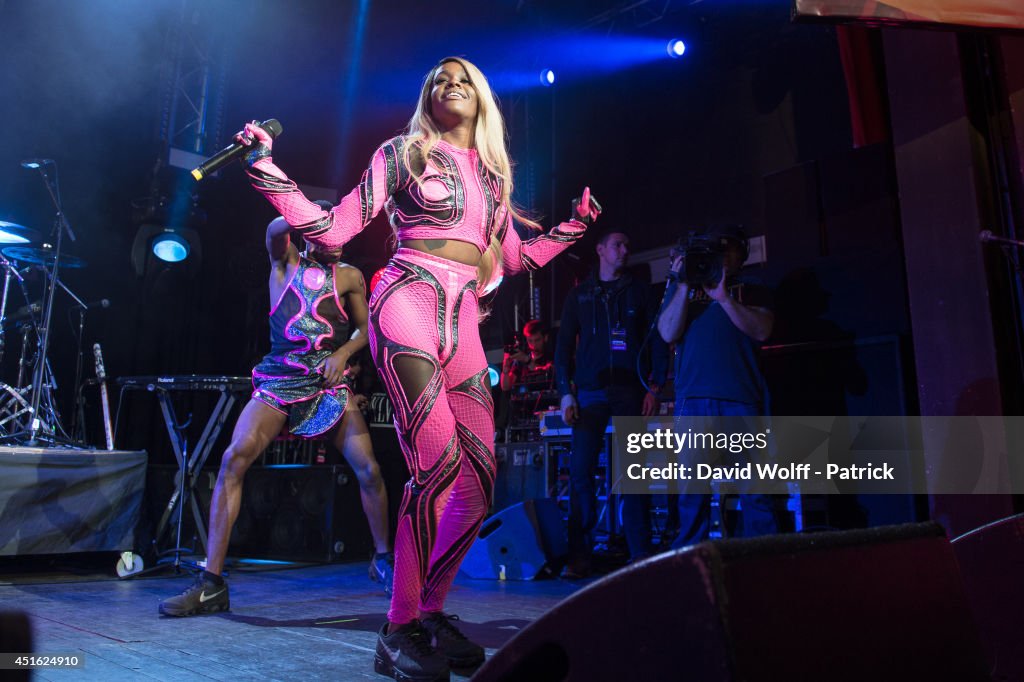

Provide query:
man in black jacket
left=555, top=229, right=668, bottom=578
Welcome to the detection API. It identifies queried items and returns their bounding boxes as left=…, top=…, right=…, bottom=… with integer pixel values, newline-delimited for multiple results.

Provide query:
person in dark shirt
left=500, top=319, right=554, bottom=391
left=555, top=229, right=668, bottom=577
left=657, top=225, right=778, bottom=546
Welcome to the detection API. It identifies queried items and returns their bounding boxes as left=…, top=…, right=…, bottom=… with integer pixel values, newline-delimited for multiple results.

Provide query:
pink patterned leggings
left=369, top=248, right=495, bottom=624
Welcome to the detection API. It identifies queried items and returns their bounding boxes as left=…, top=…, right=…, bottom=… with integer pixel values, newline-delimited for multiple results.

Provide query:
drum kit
left=1, top=162, right=95, bottom=446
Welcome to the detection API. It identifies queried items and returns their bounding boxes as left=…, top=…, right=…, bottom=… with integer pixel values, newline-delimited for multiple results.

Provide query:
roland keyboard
left=116, top=375, right=251, bottom=392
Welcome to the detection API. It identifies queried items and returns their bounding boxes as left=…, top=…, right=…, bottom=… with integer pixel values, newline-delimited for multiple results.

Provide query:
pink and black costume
left=246, top=136, right=584, bottom=623
left=251, top=255, right=351, bottom=437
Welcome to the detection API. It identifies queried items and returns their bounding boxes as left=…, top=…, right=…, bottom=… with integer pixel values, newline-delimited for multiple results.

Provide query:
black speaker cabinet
left=0, top=611, right=33, bottom=682
left=493, top=442, right=549, bottom=513
left=145, top=464, right=373, bottom=563
left=474, top=522, right=989, bottom=681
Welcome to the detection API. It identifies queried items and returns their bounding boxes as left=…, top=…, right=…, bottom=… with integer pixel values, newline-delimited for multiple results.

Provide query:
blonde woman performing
left=236, top=57, right=600, bottom=681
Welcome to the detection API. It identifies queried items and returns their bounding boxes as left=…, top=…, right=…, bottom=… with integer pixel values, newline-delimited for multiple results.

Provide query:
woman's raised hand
left=571, top=186, right=602, bottom=226
left=233, top=120, right=274, bottom=151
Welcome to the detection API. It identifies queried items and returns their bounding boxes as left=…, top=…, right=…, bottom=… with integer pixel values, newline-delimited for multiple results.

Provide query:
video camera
left=504, top=334, right=526, bottom=356
left=670, top=226, right=749, bottom=288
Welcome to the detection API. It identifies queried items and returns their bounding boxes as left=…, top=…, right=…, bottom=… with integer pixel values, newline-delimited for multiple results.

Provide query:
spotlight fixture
left=151, top=231, right=190, bottom=263
left=487, top=365, right=501, bottom=387
left=540, top=69, right=556, bottom=86
left=131, top=224, right=202, bottom=277
left=667, top=39, right=687, bottom=58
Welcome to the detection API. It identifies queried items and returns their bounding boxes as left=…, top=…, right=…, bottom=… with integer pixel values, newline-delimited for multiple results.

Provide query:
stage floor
left=1, top=557, right=584, bottom=680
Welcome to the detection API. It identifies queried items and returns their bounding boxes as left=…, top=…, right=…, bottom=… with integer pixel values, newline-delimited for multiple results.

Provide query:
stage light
left=131, top=224, right=202, bottom=277
left=540, top=69, right=556, bottom=86
left=667, top=39, right=687, bottom=58
left=487, top=365, right=501, bottom=387
left=152, top=231, right=190, bottom=262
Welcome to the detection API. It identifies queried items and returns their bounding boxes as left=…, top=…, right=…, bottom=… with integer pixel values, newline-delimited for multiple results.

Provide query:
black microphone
left=979, top=230, right=1024, bottom=248
left=190, top=119, right=283, bottom=181
left=85, top=299, right=111, bottom=309
left=20, top=158, right=54, bottom=169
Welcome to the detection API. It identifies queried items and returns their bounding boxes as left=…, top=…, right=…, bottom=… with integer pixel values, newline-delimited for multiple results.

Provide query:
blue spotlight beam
left=333, top=0, right=372, bottom=183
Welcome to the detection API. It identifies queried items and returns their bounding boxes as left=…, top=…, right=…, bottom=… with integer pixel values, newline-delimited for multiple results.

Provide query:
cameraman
left=500, top=320, right=553, bottom=392
left=556, top=229, right=668, bottom=578
left=657, top=225, right=777, bottom=546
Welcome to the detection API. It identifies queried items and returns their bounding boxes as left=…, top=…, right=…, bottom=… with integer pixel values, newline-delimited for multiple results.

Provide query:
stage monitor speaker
left=461, top=499, right=567, bottom=581
left=474, top=522, right=988, bottom=681
left=952, top=512, right=1024, bottom=681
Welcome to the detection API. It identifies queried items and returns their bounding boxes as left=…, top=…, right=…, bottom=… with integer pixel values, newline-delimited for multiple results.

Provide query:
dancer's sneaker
left=158, top=571, right=229, bottom=617
left=420, top=612, right=485, bottom=669
left=369, top=552, right=395, bottom=596
left=374, top=620, right=450, bottom=681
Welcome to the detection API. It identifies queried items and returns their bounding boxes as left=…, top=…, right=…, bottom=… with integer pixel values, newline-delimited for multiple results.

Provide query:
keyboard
left=116, top=375, right=251, bottom=391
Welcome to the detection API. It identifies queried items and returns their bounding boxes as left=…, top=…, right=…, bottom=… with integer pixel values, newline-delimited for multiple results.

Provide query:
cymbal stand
left=23, top=159, right=76, bottom=446
left=0, top=255, right=24, bottom=364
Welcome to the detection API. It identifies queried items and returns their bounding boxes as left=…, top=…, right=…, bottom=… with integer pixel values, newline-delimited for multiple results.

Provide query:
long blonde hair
left=404, top=56, right=540, bottom=295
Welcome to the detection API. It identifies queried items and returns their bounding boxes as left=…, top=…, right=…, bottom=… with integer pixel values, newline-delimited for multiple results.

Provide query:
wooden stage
left=0, top=556, right=583, bottom=680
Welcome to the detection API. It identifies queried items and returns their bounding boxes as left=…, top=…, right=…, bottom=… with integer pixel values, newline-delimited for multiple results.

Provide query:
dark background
left=0, top=0, right=1018, bottom=532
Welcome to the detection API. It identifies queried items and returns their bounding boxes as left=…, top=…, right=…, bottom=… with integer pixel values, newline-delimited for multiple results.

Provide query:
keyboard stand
left=116, top=378, right=245, bottom=577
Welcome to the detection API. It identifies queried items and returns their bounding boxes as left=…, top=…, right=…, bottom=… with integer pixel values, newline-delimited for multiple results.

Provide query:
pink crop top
left=245, top=135, right=586, bottom=276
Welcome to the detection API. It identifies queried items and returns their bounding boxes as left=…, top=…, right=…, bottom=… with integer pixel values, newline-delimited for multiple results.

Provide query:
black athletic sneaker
left=374, top=620, right=450, bottom=681
left=158, top=573, right=230, bottom=617
left=420, top=613, right=485, bottom=669
left=369, top=552, right=395, bottom=596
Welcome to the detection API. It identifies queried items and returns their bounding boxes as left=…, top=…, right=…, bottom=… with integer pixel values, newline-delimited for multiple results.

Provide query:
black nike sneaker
left=374, top=620, right=450, bottom=681
left=158, top=572, right=230, bottom=617
left=369, top=552, right=395, bottom=596
left=420, top=613, right=485, bottom=669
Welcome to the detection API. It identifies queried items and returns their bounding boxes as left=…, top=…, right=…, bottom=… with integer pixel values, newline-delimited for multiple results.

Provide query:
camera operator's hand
left=561, top=394, right=579, bottom=426
left=704, top=268, right=729, bottom=302
left=505, top=350, right=530, bottom=365
left=641, top=391, right=660, bottom=417
left=667, top=252, right=684, bottom=283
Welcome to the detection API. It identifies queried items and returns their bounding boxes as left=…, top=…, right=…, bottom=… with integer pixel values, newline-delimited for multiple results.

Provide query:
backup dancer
left=159, top=203, right=393, bottom=617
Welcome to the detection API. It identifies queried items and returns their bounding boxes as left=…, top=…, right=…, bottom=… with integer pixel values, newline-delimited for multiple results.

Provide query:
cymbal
left=0, top=220, right=41, bottom=245
left=1, top=246, right=87, bottom=268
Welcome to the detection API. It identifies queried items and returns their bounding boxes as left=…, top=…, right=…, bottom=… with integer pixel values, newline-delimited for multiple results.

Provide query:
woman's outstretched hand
left=571, top=187, right=602, bottom=226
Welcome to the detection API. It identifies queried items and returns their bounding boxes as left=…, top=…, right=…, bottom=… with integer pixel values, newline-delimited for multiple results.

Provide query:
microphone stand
left=69, top=307, right=87, bottom=443
left=25, top=161, right=76, bottom=446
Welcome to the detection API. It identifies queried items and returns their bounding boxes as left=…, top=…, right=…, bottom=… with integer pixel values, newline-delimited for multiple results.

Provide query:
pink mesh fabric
left=247, top=136, right=586, bottom=269
left=368, top=249, right=495, bottom=624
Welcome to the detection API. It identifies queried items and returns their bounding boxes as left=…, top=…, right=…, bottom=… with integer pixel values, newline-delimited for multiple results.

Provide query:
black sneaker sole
left=445, top=652, right=485, bottom=670
left=373, top=653, right=450, bottom=681
left=158, top=601, right=229, bottom=617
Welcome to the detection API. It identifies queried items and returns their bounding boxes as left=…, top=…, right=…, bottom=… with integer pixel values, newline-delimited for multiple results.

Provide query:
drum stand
left=0, top=257, right=31, bottom=438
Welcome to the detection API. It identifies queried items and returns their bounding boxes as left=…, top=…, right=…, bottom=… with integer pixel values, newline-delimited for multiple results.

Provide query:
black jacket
left=555, top=271, right=668, bottom=395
